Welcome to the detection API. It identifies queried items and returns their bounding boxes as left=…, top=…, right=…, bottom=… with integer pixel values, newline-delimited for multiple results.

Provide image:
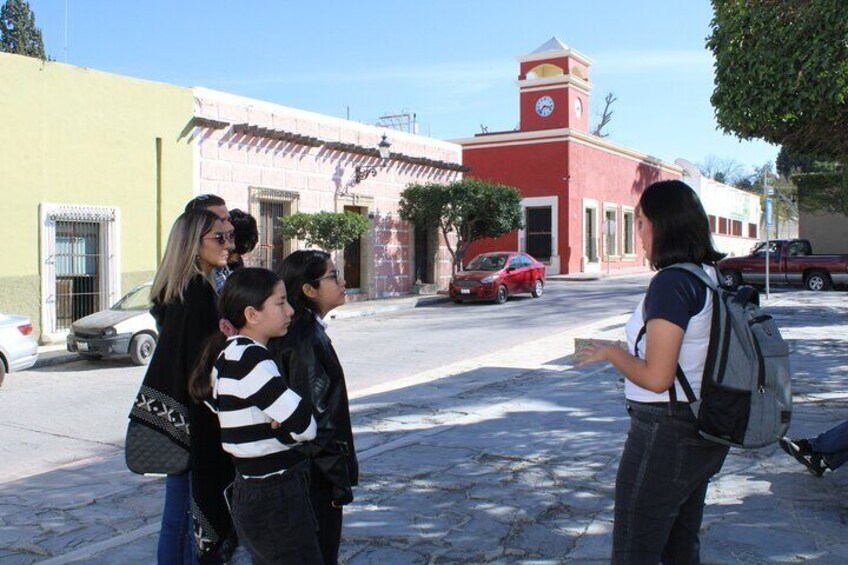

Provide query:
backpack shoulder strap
left=663, top=262, right=719, bottom=291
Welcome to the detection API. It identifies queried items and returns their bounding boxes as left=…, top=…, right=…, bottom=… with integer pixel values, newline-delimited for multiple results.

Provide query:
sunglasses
left=203, top=232, right=235, bottom=246
left=314, top=270, right=343, bottom=284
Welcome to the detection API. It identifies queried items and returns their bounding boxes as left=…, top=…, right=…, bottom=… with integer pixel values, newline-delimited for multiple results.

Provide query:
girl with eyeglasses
left=267, top=250, right=358, bottom=565
left=127, top=209, right=236, bottom=564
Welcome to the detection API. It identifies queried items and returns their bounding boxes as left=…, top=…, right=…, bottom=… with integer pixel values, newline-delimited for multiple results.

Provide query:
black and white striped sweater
left=210, top=336, right=316, bottom=477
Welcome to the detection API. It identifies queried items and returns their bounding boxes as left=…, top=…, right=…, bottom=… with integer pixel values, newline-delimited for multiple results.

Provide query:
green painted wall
left=0, top=53, right=195, bottom=340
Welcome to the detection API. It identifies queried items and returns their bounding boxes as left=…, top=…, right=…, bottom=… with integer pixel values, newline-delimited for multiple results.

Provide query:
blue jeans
left=811, top=419, right=848, bottom=471
left=231, top=463, right=322, bottom=565
left=158, top=473, right=197, bottom=565
left=612, top=401, right=729, bottom=565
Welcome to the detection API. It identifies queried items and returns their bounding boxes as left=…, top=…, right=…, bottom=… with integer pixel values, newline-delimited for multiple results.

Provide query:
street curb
left=32, top=351, right=78, bottom=370
left=330, top=295, right=449, bottom=320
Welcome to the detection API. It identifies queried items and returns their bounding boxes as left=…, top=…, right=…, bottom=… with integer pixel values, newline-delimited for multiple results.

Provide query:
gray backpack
left=642, top=263, right=793, bottom=448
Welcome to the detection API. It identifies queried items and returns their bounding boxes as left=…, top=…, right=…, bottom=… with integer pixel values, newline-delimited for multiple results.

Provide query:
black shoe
left=780, top=437, right=824, bottom=477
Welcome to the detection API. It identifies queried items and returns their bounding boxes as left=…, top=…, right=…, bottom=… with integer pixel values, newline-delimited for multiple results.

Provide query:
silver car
left=0, top=313, right=39, bottom=387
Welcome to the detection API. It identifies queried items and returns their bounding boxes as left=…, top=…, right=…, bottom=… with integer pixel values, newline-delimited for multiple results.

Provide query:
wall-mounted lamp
left=354, top=134, right=391, bottom=184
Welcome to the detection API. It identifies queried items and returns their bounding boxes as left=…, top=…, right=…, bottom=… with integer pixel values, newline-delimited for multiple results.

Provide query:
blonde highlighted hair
left=150, top=209, right=220, bottom=305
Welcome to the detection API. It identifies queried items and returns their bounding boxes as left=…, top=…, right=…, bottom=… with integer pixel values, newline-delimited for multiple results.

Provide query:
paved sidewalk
left=2, top=291, right=846, bottom=564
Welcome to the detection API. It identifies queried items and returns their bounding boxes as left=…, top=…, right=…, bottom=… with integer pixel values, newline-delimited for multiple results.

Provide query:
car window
left=752, top=241, right=779, bottom=256
left=113, top=285, right=153, bottom=311
left=520, top=255, right=533, bottom=267
left=788, top=241, right=811, bottom=256
left=509, top=257, right=522, bottom=269
left=466, top=255, right=508, bottom=271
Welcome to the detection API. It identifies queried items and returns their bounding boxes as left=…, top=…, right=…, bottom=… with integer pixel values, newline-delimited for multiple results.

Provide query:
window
left=249, top=188, right=299, bottom=271
left=40, top=204, right=120, bottom=339
left=623, top=209, right=635, bottom=255
left=604, top=208, right=618, bottom=257
left=731, top=220, right=743, bottom=237
left=525, top=206, right=552, bottom=261
left=748, top=223, right=758, bottom=239
left=718, top=217, right=728, bottom=235
left=709, top=215, right=717, bottom=233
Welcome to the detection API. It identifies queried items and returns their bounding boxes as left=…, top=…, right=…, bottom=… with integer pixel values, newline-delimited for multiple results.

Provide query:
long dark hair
left=189, top=267, right=281, bottom=402
left=276, top=249, right=331, bottom=321
left=638, top=180, right=725, bottom=270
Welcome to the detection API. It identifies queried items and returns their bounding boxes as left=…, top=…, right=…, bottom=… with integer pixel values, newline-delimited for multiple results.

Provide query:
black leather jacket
left=268, top=314, right=359, bottom=504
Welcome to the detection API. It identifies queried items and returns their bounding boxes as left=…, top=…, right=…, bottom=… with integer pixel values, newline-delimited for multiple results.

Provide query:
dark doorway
left=343, top=206, right=363, bottom=289
left=257, top=200, right=291, bottom=271
left=525, top=207, right=552, bottom=261
left=413, top=225, right=434, bottom=284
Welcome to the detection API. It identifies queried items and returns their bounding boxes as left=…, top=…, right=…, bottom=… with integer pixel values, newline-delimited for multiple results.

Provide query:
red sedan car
left=449, top=252, right=546, bottom=304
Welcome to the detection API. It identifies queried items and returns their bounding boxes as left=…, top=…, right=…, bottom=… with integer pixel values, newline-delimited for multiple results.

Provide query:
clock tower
left=517, top=37, right=592, bottom=133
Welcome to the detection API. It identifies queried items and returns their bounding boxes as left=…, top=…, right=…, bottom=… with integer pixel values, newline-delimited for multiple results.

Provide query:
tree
left=592, top=92, right=617, bottom=138
left=707, top=1, right=848, bottom=161
left=398, top=178, right=523, bottom=273
left=0, top=0, right=47, bottom=59
left=697, top=155, right=746, bottom=186
left=278, top=211, right=370, bottom=251
left=776, top=146, right=848, bottom=215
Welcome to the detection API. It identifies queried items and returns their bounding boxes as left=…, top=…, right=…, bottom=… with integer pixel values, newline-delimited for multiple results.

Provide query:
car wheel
left=531, top=279, right=544, bottom=298
left=0, top=357, right=6, bottom=388
left=130, top=334, right=157, bottom=366
left=78, top=352, right=103, bottom=361
left=453, top=298, right=463, bottom=304
left=495, top=285, right=508, bottom=304
left=723, top=271, right=743, bottom=289
left=805, top=271, right=831, bottom=292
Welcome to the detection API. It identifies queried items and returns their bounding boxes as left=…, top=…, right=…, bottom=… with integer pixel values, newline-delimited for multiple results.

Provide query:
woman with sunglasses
left=128, top=209, right=236, bottom=564
left=267, top=250, right=358, bottom=565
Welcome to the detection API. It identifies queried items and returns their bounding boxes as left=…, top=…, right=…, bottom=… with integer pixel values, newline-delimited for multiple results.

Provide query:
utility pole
left=763, top=165, right=773, bottom=300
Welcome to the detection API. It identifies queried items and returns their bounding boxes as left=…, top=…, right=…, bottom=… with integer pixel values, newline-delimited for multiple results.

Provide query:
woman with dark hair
left=227, top=209, right=259, bottom=271
left=267, top=250, right=358, bottom=565
left=577, top=180, right=729, bottom=564
left=127, top=209, right=236, bottom=564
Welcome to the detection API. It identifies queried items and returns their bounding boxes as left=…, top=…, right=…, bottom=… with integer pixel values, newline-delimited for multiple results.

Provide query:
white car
left=67, top=283, right=158, bottom=366
left=0, top=314, right=39, bottom=387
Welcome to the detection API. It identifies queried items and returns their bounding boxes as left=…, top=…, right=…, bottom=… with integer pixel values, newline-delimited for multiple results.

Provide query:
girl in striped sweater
left=189, top=267, right=323, bottom=564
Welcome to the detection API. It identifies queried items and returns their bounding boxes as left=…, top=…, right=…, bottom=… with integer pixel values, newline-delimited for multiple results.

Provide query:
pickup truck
left=719, top=239, right=848, bottom=291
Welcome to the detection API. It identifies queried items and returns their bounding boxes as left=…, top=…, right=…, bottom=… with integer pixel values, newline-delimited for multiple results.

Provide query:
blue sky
left=28, top=0, right=777, bottom=176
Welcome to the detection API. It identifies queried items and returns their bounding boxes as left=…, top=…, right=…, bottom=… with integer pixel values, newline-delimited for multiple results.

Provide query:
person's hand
left=270, top=420, right=281, bottom=429
left=574, top=342, right=610, bottom=367
left=219, top=318, right=237, bottom=337
left=331, top=501, right=344, bottom=509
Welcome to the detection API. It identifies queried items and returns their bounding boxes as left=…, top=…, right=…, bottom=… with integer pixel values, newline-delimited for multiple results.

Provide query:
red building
left=454, top=38, right=682, bottom=275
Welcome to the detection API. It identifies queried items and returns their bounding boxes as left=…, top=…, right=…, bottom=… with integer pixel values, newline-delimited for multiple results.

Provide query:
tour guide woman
left=576, top=180, right=730, bottom=564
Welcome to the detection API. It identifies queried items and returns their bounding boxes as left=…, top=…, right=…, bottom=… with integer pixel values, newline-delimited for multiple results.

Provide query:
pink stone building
left=191, top=88, right=464, bottom=298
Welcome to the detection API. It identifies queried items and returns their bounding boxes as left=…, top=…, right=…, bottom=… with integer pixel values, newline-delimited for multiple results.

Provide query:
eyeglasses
left=314, top=270, right=343, bottom=285
left=203, top=231, right=235, bottom=246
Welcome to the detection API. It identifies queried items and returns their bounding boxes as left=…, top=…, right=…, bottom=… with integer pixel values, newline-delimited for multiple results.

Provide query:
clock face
left=535, top=95, right=554, bottom=117
left=574, top=97, right=583, bottom=118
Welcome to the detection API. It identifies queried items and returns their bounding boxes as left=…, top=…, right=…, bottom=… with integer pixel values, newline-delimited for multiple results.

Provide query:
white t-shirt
left=624, top=265, right=717, bottom=403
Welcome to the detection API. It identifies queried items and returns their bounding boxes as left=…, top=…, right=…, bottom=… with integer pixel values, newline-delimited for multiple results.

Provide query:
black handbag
left=125, top=419, right=190, bottom=475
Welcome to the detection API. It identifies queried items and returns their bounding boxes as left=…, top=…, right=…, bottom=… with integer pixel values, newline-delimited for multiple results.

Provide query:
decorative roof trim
left=231, top=124, right=324, bottom=147
left=190, top=116, right=230, bottom=130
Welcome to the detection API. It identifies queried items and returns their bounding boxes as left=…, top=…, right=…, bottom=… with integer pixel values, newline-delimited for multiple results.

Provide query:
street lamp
left=354, top=134, right=392, bottom=184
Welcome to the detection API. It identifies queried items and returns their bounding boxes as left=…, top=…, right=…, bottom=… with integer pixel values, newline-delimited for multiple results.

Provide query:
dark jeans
left=310, top=474, right=344, bottom=565
left=612, top=401, right=729, bottom=565
left=158, top=473, right=197, bottom=565
left=231, top=463, right=323, bottom=565
left=811, top=419, right=848, bottom=471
